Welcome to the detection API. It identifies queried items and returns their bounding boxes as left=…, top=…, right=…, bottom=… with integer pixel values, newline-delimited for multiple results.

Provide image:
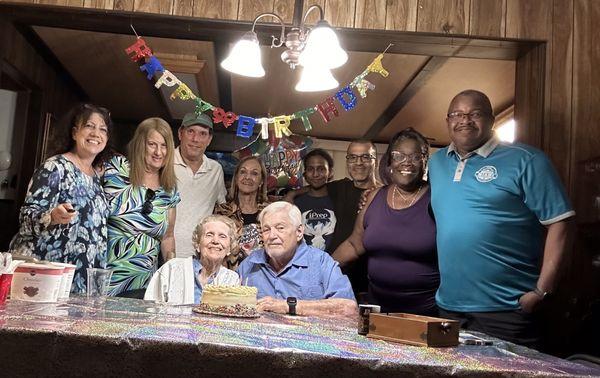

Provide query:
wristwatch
left=533, top=287, right=550, bottom=300
left=286, top=296, right=297, bottom=316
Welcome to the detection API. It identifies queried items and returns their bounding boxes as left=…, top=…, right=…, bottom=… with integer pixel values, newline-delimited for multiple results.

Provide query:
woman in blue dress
left=103, top=117, right=180, bottom=298
left=10, top=104, right=112, bottom=293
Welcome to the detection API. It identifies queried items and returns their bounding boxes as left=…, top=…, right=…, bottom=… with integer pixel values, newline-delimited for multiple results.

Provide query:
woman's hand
left=50, top=203, right=77, bottom=225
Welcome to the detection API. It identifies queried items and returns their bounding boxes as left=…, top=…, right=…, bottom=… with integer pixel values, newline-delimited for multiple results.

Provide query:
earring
left=422, top=163, right=429, bottom=181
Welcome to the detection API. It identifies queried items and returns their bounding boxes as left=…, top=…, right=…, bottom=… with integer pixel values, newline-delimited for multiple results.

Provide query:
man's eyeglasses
left=447, top=110, right=489, bottom=121
left=346, top=154, right=375, bottom=163
left=390, top=151, right=424, bottom=164
left=142, top=188, right=155, bottom=215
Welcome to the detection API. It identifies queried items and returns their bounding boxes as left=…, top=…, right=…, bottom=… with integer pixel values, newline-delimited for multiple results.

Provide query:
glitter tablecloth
left=0, top=297, right=597, bottom=377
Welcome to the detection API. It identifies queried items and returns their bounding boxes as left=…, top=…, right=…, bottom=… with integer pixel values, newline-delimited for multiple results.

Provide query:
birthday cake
left=195, top=285, right=258, bottom=317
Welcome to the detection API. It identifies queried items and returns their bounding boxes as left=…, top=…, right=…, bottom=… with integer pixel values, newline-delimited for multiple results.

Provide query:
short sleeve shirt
left=236, top=242, right=355, bottom=301
left=326, top=178, right=364, bottom=252
left=429, top=137, right=575, bottom=312
left=173, top=148, right=227, bottom=258
left=294, top=194, right=337, bottom=253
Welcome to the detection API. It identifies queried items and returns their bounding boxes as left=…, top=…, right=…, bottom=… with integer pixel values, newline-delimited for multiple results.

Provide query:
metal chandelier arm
left=301, top=4, right=325, bottom=26
left=251, top=12, right=286, bottom=48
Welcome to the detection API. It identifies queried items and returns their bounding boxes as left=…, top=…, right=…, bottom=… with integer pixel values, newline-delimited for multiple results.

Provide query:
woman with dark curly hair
left=332, top=128, right=439, bottom=315
left=10, top=103, right=113, bottom=293
left=214, top=155, right=270, bottom=270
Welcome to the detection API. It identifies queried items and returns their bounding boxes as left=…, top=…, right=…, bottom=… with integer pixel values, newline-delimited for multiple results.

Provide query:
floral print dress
left=103, top=155, right=180, bottom=296
left=9, top=155, right=109, bottom=293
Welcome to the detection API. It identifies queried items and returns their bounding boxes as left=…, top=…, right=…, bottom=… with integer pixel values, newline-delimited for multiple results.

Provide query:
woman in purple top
left=332, top=128, right=439, bottom=315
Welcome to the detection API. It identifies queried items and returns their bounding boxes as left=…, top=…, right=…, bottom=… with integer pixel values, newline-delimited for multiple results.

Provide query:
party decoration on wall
left=256, top=118, right=270, bottom=140
left=170, top=82, right=195, bottom=101
left=317, top=97, right=340, bottom=123
left=353, top=79, right=375, bottom=98
left=194, top=98, right=214, bottom=115
left=154, top=70, right=180, bottom=89
left=335, top=86, right=357, bottom=111
left=125, top=36, right=392, bottom=141
left=272, top=116, right=293, bottom=138
left=235, top=132, right=313, bottom=192
left=212, top=107, right=238, bottom=128
left=366, top=54, right=389, bottom=77
left=125, top=38, right=152, bottom=62
left=236, top=116, right=256, bottom=138
left=140, top=56, right=164, bottom=79
left=292, top=107, right=316, bottom=131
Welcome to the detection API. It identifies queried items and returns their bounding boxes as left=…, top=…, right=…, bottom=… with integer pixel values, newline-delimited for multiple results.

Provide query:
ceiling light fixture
left=220, top=4, right=347, bottom=92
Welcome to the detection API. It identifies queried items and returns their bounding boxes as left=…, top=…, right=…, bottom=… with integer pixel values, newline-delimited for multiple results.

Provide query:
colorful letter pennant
left=125, top=36, right=390, bottom=139
left=212, top=107, right=238, bottom=128
left=236, top=116, right=256, bottom=138
left=140, top=56, right=164, bottom=79
left=317, top=97, right=340, bottom=123
left=335, top=86, right=357, bottom=111
left=125, top=38, right=152, bottom=62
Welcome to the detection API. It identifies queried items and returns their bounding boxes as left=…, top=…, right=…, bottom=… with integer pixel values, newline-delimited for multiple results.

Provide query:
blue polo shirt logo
left=475, top=165, right=498, bottom=182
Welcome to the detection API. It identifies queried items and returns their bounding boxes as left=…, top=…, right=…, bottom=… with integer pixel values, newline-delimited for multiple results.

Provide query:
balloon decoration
left=235, top=132, right=313, bottom=192
left=124, top=36, right=391, bottom=141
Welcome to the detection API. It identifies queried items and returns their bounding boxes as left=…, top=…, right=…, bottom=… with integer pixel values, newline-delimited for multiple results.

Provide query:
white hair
left=258, top=201, right=302, bottom=227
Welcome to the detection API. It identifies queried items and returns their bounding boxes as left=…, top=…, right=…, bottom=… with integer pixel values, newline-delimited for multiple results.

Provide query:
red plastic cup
left=0, top=274, right=12, bottom=304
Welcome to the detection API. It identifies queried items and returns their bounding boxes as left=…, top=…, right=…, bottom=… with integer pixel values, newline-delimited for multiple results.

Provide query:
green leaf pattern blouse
left=103, top=155, right=180, bottom=296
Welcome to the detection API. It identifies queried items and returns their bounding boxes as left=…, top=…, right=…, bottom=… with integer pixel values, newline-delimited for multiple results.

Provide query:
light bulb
left=299, top=20, right=348, bottom=69
left=295, top=65, right=339, bottom=92
left=221, top=31, right=265, bottom=77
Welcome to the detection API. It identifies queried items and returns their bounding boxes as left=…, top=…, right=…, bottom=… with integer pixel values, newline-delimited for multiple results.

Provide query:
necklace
left=392, top=184, right=423, bottom=209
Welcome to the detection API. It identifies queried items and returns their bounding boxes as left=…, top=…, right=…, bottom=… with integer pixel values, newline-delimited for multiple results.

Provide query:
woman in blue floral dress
left=103, top=118, right=180, bottom=298
left=10, top=104, right=112, bottom=293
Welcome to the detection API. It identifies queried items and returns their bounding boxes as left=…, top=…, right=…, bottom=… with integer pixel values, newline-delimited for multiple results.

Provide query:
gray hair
left=192, top=214, right=239, bottom=254
left=258, top=201, right=302, bottom=228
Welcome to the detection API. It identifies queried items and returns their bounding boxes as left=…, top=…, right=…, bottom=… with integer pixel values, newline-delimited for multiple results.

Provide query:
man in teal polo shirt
left=429, top=90, right=574, bottom=348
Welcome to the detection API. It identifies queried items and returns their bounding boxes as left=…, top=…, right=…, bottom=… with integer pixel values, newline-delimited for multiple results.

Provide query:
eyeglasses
left=447, top=110, right=489, bottom=121
left=142, top=188, right=155, bottom=215
left=346, top=154, right=375, bottom=163
left=390, top=151, right=424, bottom=164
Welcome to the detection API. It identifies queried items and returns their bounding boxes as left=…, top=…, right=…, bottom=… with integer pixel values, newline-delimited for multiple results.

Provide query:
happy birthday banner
left=124, top=37, right=390, bottom=139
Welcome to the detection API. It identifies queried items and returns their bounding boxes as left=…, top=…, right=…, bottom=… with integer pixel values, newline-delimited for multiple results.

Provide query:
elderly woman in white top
left=145, top=214, right=239, bottom=304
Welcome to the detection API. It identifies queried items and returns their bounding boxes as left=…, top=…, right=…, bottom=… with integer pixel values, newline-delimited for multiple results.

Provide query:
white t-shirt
left=173, top=147, right=227, bottom=258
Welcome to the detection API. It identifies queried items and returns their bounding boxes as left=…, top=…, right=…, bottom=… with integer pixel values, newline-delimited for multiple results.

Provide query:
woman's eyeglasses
left=390, top=151, right=424, bottom=164
left=142, top=188, right=155, bottom=215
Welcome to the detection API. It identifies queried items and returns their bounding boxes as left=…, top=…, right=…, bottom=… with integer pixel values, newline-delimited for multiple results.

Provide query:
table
left=0, top=297, right=597, bottom=377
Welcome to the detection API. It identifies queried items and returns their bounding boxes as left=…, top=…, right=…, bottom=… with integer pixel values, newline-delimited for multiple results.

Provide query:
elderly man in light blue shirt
left=237, top=201, right=357, bottom=317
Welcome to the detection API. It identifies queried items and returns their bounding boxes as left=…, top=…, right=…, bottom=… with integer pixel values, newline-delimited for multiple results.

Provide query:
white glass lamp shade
left=221, top=31, right=265, bottom=77
left=299, top=20, right=348, bottom=69
left=295, top=65, right=339, bottom=92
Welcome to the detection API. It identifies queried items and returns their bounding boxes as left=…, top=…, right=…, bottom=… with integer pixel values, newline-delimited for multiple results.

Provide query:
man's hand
left=518, top=291, right=543, bottom=314
left=257, top=296, right=288, bottom=314
left=357, top=189, right=375, bottom=212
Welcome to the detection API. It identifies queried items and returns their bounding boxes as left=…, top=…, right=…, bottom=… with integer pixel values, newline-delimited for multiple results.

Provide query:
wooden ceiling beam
left=362, top=56, right=448, bottom=141
left=0, top=3, right=533, bottom=61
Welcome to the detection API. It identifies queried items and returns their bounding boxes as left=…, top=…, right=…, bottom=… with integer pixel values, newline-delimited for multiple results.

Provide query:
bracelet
left=533, top=287, right=549, bottom=299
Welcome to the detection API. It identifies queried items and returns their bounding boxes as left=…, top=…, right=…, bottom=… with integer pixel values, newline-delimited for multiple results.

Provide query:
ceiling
left=33, top=26, right=515, bottom=147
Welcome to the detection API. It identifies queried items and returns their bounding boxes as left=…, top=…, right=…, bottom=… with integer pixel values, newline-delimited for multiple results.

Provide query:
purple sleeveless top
left=363, top=186, right=439, bottom=315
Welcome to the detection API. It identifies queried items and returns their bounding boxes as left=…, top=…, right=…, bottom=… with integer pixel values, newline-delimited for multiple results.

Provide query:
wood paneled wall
left=0, top=18, right=81, bottom=249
